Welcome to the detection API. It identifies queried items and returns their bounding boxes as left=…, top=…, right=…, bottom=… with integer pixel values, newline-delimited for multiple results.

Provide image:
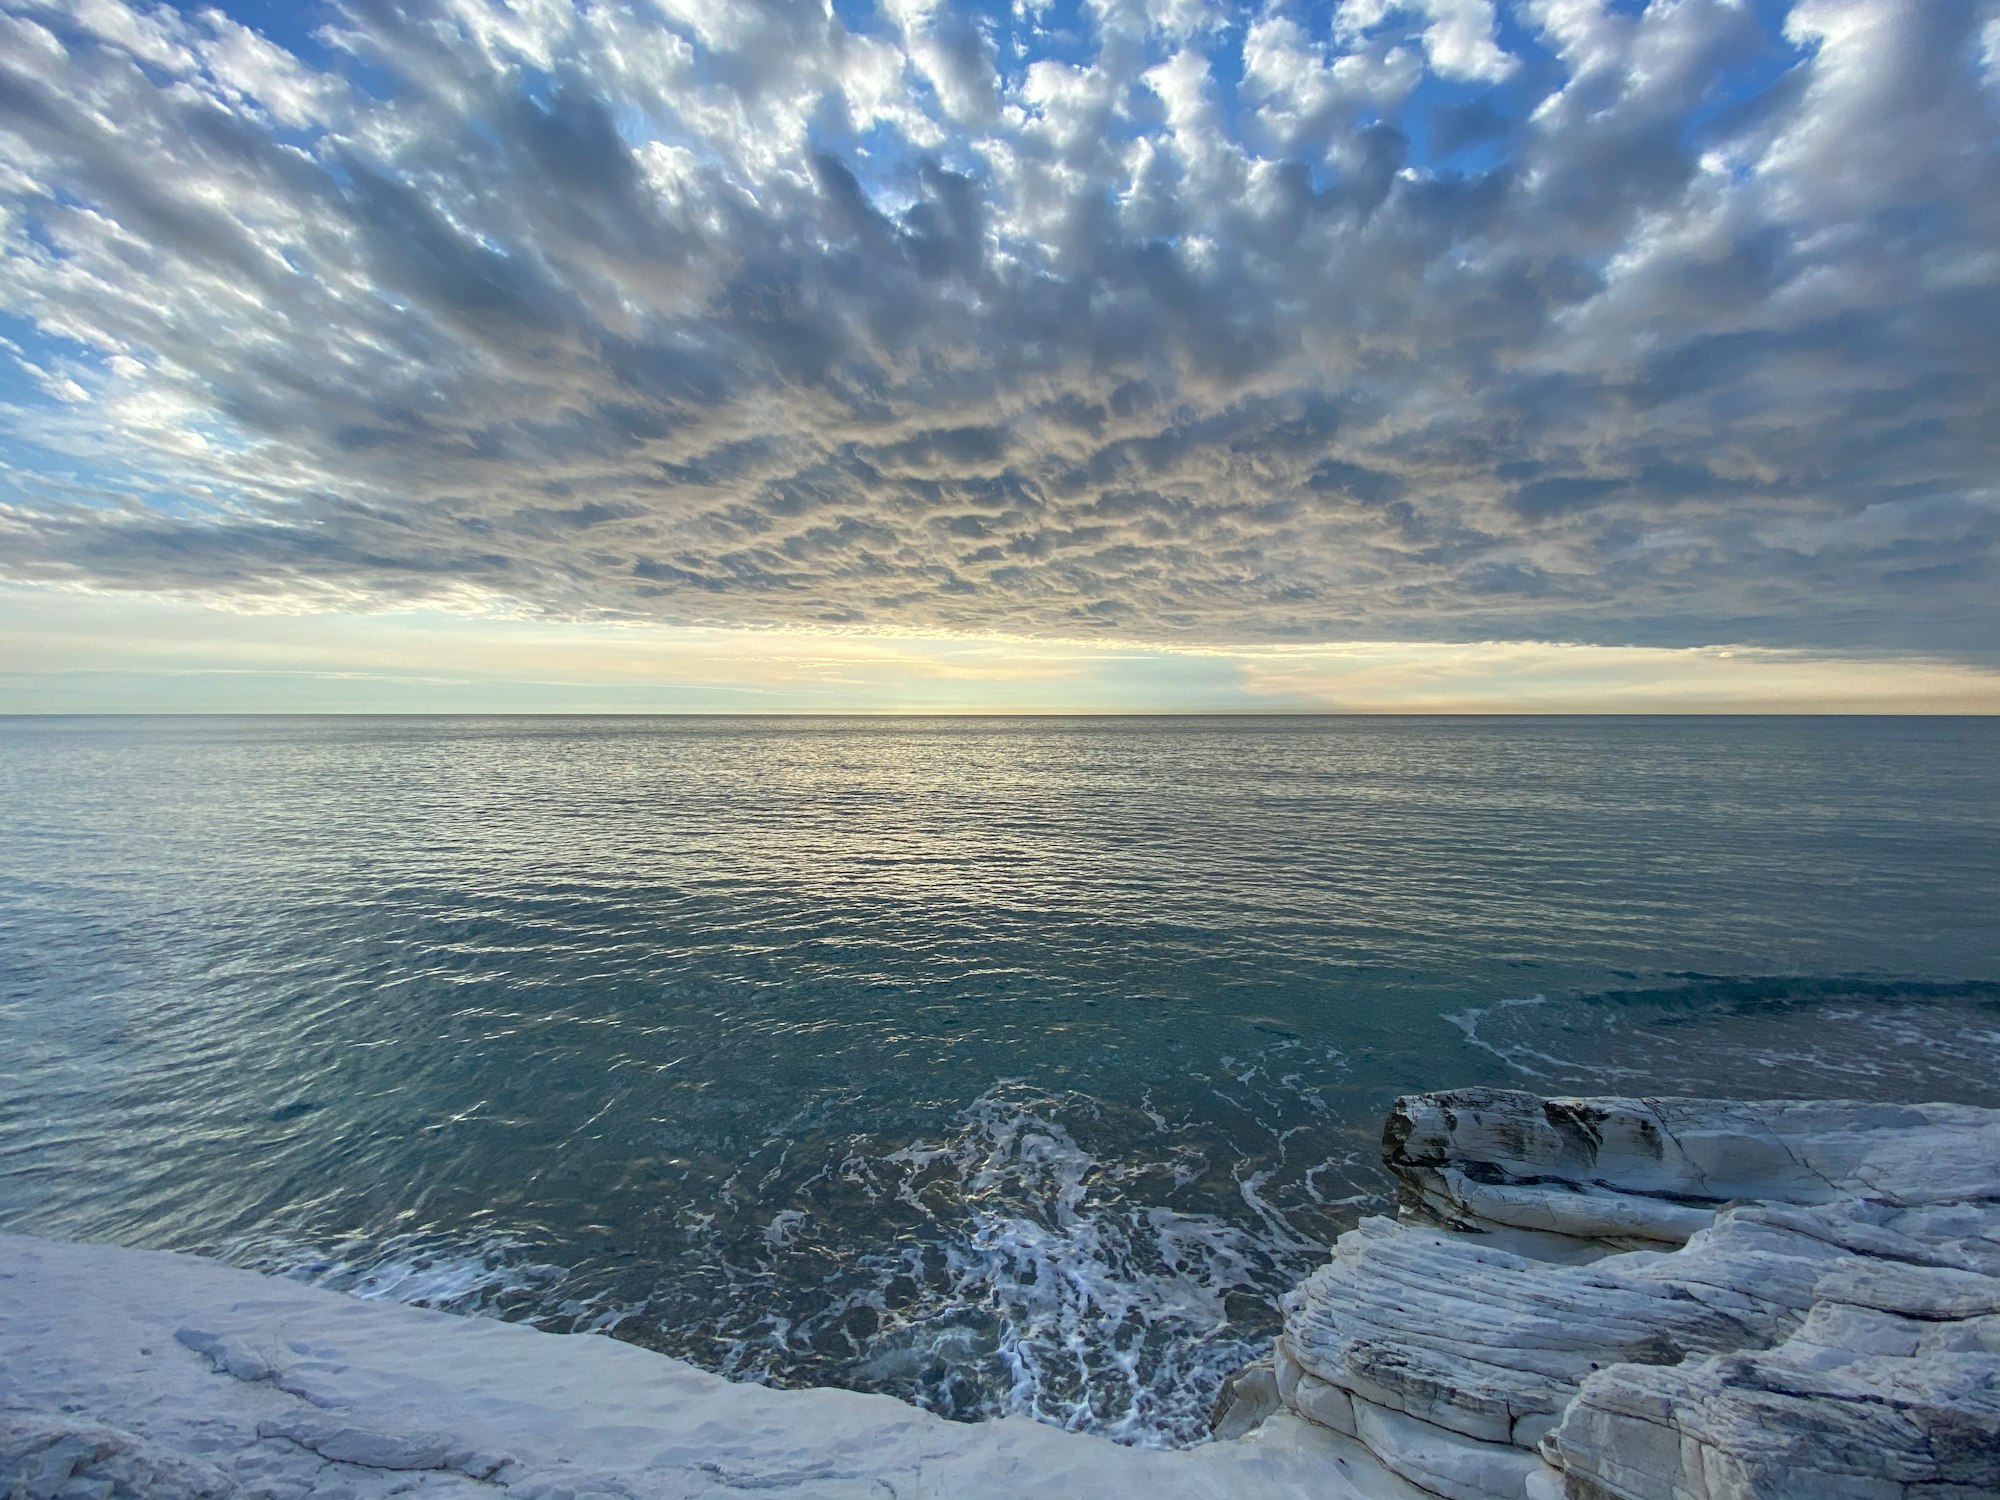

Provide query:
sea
left=2, top=715, right=1997, bottom=1446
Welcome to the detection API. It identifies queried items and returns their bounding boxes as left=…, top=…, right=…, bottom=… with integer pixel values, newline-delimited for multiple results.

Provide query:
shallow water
left=2, top=715, right=1996, bottom=1444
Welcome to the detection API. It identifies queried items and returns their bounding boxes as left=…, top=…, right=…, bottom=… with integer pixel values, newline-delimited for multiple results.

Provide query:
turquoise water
left=2, top=715, right=1997, bottom=1444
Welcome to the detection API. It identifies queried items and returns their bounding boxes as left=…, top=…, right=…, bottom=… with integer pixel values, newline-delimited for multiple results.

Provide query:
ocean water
left=2, top=715, right=1997, bottom=1445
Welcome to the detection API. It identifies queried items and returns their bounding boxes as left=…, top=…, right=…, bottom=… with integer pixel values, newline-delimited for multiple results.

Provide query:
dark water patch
left=1446, top=976, right=2000, bottom=1104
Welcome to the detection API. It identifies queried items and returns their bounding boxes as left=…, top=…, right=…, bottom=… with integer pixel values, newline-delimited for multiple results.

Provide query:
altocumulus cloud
left=0, top=0, right=1996, bottom=655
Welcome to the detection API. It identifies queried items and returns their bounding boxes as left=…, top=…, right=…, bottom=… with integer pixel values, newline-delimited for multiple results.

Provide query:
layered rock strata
left=1265, top=1090, right=2000, bottom=1500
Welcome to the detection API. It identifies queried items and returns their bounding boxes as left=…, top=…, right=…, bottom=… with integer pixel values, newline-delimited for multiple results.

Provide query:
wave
left=723, top=1081, right=1310, bottom=1445
left=222, top=1230, right=623, bottom=1331
left=214, top=1040, right=1359, bottom=1451
left=676, top=1053, right=1362, bottom=1447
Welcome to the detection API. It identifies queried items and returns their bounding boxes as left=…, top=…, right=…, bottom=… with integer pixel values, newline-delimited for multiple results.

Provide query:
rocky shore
left=6, top=1090, right=1996, bottom=1500
left=1231, top=1090, right=2000, bottom=1500
left=0, top=1233, right=1419, bottom=1500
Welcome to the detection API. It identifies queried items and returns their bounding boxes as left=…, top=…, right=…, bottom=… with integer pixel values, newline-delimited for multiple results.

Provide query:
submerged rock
left=1262, top=1089, right=2000, bottom=1500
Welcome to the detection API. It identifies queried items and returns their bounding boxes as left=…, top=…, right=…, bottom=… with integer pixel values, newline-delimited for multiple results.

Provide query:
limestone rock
left=1346, top=1396, right=1548, bottom=1500
left=1549, top=1338, right=2000, bottom=1499
left=1383, top=1090, right=2000, bottom=1248
left=1266, top=1089, right=2000, bottom=1500
left=1282, top=1216, right=1778, bottom=1444
left=0, top=1412, right=235, bottom=1500
left=1210, top=1360, right=1280, bottom=1441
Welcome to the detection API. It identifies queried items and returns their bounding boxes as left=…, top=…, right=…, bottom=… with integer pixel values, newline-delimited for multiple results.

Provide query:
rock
left=1548, top=1340, right=2000, bottom=1499
left=1405, top=1167, right=1719, bottom=1247
left=1288, top=1361, right=1358, bottom=1438
left=255, top=1416, right=453, bottom=1470
left=1346, top=1395, right=1550, bottom=1500
left=1269, top=1090, right=2000, bottom=1500
left=1281, top=1211, right=1802, bottom=1445
left=0, top=1412, right=235, bottom=1500
left=252, top=1413, right=520, bottom=1479
left=1210, top=1359, right=1280, bottom=1440
left=175, top=1326, right=274, bottom=1383
left=0, top=1230, right=1397, bottom=1500
left=1383, top=1091, right=2000, bottom=1248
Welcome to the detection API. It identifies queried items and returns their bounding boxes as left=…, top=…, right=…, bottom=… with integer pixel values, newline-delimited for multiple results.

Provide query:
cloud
left=0, top=0, right=1994, bottom=660
left=1337, top=0, right=1515, bottom=83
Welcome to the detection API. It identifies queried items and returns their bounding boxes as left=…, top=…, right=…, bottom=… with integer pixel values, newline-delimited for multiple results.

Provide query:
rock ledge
left=1258, top=1089, right=2000, bottom=1500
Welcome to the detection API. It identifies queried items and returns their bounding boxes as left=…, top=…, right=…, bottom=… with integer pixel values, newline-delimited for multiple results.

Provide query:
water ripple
left=2, top=716, right=1997, bottom=1445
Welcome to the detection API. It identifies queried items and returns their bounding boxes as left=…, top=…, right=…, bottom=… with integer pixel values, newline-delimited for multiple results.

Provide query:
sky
left=1, top=0, right=1997, bottom=712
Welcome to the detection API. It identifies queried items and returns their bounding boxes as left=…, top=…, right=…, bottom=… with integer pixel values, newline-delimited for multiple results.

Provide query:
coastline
left=8, top=1088, right=1998, bottom=1500
left=0, top=1232, right=1421, bottom=1500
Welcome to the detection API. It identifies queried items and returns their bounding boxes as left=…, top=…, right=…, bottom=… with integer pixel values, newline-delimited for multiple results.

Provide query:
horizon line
left=5, top=710, right=1997, bottom=721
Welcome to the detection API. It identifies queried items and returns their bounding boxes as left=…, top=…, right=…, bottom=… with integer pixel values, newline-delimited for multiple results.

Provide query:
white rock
left=0, top=1413, right=235, bottom=1500
left=0, top=1232, right=1430, bottom=1500
left=1409, top=1167, right=1717, bottom=1246
left=1282, top=1214, right=1787, bottom=1444
left=1347, top=1395, right=1554, bottom=1500
left=1548, top=1341, right=2000, bottom=1499
left=1270, top=1089, right=2000, bottom=1500
left=1291, top=1370, right=1359, bottom=1438
left=1384, top=1091, right=2000, bottom=1243
left=1211, top=1358, right=1281, bottom=1440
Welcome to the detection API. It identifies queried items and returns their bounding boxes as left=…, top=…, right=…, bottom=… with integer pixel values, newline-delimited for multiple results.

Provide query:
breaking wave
left=700, top=1080, right=1331, bottom=1444
left=661, top=1043, right=1369, bottom=1448
left=217, top=1042, right=1368, bottom=1451
left=225, top=1230, right=621, bottom=1329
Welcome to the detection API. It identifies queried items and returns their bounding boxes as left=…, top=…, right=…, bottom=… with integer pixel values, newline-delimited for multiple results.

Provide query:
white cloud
left=1243, top=16, right=1422, bottom=157
left=1339, top=0, right=1514, bottom=82
left=885, top=0, right=1002, bottom=126
left=0, top=0, right=1992, bottom=664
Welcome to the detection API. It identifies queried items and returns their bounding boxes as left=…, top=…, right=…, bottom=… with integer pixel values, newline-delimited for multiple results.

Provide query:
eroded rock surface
left=1267, top=1089, right=2000, bottom=1500
left=0, top=1232, right=1429, bottom=1500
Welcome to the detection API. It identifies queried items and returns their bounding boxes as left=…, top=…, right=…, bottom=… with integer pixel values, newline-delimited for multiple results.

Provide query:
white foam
left=817, top=1078, right=1329, bottom=1446
left=222, top=1230, right=575, bottom=1316
left=213, top=1044, right=1364, bottom=1451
